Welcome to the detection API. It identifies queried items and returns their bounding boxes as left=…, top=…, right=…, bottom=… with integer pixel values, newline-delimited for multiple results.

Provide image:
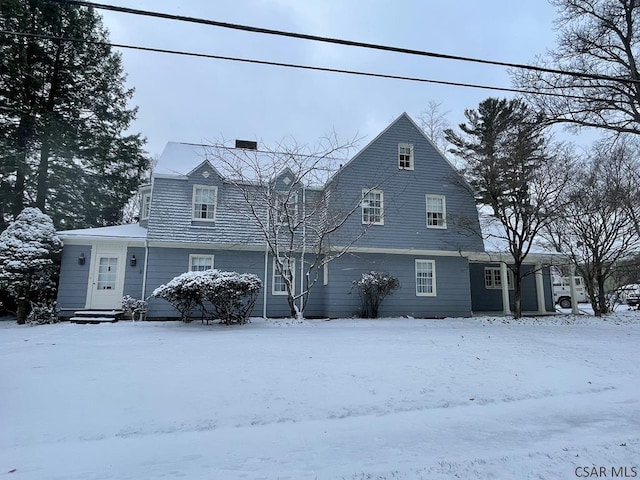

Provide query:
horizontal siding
left=123, top=247, right=146, bottom=300
left=144, top=247, right=327, bottom=319
left=470, top=264, right=554, bottom=312
left=324, top=253, right=472, bottom=318
left=57, top=244, right=92, bottom=312
left=327, top=115, right=484, bottom=253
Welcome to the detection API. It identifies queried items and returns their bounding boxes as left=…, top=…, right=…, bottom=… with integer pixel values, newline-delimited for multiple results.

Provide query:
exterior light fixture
left=130, top=255, right=137, bottom=267
left=78, top=253, right=85, bottom=265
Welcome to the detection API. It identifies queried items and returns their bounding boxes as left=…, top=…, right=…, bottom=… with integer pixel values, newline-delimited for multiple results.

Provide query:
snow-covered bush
left=152, top=271, right=207, bottom=322
left=152, top=270, right=262, bottom=324
left=353, top=271, right=400, bottom=318
left=202, top=271, right=262, bottom=324
left=0, top=208, right=63, bottom=324
left=26, top=302, right=60, bottom=326
left=122, top=295, right=148, bottom=320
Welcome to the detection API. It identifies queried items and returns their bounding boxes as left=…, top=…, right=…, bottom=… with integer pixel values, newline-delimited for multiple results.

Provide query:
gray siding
left=144, top=247, right=327, bottom=319
left=327, top=114, right=484, bottom=253
left=57, top=244, right=92, bottom=313
left=147, top=164, right=267, bottom=247
left=123, top=247, right=146, bottom=300
left=324, top=253, right=472, bottom=318
left=470, top=264, right=554, bottom=312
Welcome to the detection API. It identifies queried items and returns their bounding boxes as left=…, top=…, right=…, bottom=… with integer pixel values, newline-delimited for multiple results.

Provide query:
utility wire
left=0, top=30, right=600, bottom=101
left=51, top=0, right=640, bottom=86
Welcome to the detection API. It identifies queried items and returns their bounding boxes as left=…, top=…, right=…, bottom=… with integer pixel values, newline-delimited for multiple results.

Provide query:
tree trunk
left=16, top=298, right=28, bottom=325
left=513, top=265, right=522, bottom=319
left=36, top=138, right=50, bottom=211
left=596, top=272, right=608, bottom=315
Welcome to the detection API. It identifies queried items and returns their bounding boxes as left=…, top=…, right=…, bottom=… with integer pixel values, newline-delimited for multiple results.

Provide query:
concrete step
left=70, top=310, right=124, bottom=324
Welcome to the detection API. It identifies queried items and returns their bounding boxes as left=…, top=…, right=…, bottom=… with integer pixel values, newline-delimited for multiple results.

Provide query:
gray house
left=56, top=113, right=555, bottom=319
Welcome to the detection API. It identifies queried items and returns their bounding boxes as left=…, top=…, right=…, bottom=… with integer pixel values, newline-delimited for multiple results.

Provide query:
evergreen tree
left=0, top=207, right=63, bottom=324
left=0, top=0, right=149, bottom=230
left=445, top=98, right=569, bottom=318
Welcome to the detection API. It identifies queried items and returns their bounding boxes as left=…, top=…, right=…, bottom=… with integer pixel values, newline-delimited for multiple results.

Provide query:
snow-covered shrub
left=152, top=270, right=262, bottom=324
left=26, top=302, right=60, bottom=326
left=152, top=271, right=209, bottom=322
left=0, top=208, right=63, bottom=324
left=202, top=271, right=262, bottom=324
left=122, top=295, right=148, bottom=320
left=353, top=271, right=400, bottom=318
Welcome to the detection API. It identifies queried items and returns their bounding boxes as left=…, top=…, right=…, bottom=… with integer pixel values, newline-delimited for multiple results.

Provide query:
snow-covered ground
left=1, top=310, right=639, bottom=480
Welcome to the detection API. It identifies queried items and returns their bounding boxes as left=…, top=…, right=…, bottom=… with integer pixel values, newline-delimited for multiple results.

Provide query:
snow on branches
left=0, top=208, right=63, bottom=324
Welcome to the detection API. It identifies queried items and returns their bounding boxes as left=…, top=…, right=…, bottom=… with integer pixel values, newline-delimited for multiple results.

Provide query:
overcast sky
left=98, top=1, right=562, bottom=159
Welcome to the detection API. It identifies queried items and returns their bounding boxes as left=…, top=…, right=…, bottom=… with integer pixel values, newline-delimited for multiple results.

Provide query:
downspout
left=141, top=238, right=149, bottom=302
left=299, top=185, right=306, bottom=315
left=263, top=207, right=270, bottom=319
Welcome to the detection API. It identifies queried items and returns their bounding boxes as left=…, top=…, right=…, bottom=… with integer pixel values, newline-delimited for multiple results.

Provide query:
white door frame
left=86, top=243, right=127, bottom=310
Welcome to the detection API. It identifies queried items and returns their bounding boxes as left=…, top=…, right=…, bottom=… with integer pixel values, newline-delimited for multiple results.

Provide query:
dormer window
left=398, top=143, right=414, bottom=170
left=141, top=192, right=151, bottom=219
left=274, top=191, right=298, bottom=225
left=192, top=185, right=217, bottom=221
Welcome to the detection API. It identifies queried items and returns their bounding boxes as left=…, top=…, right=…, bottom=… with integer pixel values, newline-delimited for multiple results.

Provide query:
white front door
left=87, top=245, right=126, bottom=309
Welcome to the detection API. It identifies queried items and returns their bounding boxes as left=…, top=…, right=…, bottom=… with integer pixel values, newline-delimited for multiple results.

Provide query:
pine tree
left=0, top=0, right=149, bottom=229
left=445, top=98, right=569, bottom=318
left=0, top=207, right=63, bottom=324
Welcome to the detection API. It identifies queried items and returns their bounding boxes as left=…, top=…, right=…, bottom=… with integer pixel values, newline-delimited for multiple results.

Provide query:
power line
left=51, top=0, right=640, bottom=86
left=0, top=30, right=599, bottom=101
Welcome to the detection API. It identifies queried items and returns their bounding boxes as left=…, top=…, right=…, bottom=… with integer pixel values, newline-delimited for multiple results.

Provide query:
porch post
left=569, top=265, right=580, bottom=315
left=535, top=264, right=546, bottom=314
left=500, top=262, right=511, bottom=315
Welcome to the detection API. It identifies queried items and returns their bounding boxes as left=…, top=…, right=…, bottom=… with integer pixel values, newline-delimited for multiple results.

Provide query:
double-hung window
left=273, top=258, right=295, bottom=295
left=398, top=143, right=414, bottom=170
left=415, top=259, right=436, bottom=296
left=484, top=267, right=514, bottom=289
left=362, top=189, right=384, bottom=225
left=275, top=191, right=298, bottom=225
left=141, top=192, right=151, bottom=220
left=189, top=255, right=214, bottom=272
left=426, top=195, right=446, bottom=228
left=192, top=185, right=217, bottom=221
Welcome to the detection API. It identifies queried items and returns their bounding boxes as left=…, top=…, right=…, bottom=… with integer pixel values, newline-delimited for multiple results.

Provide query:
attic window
left=398, top=143, right=414, bottom=170
left=202, top=170, right=210, bottom=178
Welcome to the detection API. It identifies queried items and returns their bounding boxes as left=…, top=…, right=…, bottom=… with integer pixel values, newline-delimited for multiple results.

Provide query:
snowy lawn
left=1, top=311, right=639, bottom=480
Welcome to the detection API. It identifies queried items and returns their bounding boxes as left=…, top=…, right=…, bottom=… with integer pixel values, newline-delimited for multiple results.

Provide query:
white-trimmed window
left=362, top=189, right=384, bottom=225
left=484, top=267, right=514, bottom=289
left=141, top=192, right=151, bottom=219
left=415, top=259, right=436, bottom=296
left=275, top=191, right=298, bottom=225
left=398, top=143, right=414, bottom=170
left=189, top=254, right=214, bottom=272
left=426, top=195, right=446, bottom=228
left=273, top=258, right=295, bottom=295
left=192, top=185, right=217, bottom=221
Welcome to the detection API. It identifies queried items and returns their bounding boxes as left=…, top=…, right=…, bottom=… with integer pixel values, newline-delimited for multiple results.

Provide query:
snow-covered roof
left=57, top=223, right=148, bottom=240
left=154, top=142, right=212, bottom=176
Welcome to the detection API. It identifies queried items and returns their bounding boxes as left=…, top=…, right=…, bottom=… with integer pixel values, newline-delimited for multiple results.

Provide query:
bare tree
left=417, top=101, right=451, bottom=153
left=205, top=134, right=386, bottom=319
left=445, top=97, right=571, bottom=318
left=513, top=0, right=640, bottom=135
left=543, top=139, right=640, bottom=315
